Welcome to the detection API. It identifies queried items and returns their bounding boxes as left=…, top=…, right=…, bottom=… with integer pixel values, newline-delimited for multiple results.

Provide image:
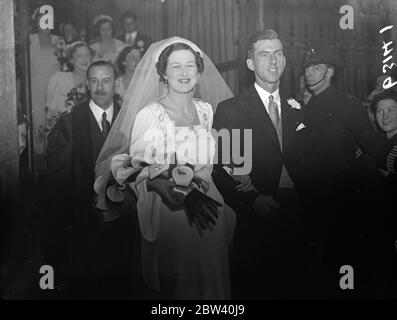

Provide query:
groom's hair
left=247, top=29, right=280, bottom=59
left=156, top=42, right=204, bottom=83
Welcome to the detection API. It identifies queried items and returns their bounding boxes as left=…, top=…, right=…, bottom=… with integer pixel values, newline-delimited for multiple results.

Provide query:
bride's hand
left=147, top=177, right=184, bottom=208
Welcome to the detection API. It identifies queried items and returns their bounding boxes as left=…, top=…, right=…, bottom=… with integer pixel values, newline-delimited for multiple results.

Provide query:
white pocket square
left=296, top=123, right=306, bottom=131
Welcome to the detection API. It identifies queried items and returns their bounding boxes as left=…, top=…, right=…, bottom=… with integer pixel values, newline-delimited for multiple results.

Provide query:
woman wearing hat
left=90, top=15, right=125, bottom=65
left=59, top=22, right=79, bottom=45
left=45, top=41, right=92, bottom=133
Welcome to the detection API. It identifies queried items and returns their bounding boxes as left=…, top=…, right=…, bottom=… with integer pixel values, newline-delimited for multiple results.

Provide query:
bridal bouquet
left=44, top=87, right=88, bottom=134
left=105, top=153, right=222, bottom=234
left=65, top=87, right=89, bottom=113
left=165, top=159, right=222, bottom=235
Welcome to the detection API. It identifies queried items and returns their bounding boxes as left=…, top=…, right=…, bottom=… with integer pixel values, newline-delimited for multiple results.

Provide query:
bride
left=95, top=37, right=235, bottom=299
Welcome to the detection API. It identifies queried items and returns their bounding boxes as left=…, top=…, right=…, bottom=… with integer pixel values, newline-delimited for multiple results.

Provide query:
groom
left=212, top=29, right=307, bottom=299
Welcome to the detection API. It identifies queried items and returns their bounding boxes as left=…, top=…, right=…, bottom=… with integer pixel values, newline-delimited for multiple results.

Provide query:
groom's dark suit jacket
left=212, top=85, right=308, bottom=298
left=212, top=85, right=305, bottom=212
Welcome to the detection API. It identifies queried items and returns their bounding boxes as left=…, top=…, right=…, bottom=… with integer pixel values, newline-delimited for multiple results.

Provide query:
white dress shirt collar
left=125, top=30, right=138, bottom=43
left=254, top=82, right=281, bottom=115
left=89, top=99, right=114, bottom=131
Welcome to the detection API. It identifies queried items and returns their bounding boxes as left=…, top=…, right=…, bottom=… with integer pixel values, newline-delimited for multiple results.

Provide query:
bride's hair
left=155, top=42, right=204, bottom=83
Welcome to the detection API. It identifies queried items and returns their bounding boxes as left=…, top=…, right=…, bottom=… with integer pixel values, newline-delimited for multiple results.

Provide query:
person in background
left=296, top=74, right=312, bottom=106
left=70, top=61, right=123, bottom=293
left=119, top=10, right=151, bottom=52
left=365, top=74, right=397, bottom=129
left=115, top=44, right=144, bottom=98
left=367, top=74, right=397, bottom=103
left=45, top=41, right=92, bottom=133
left=371, top=90, right=397, bottom=298
left=59, top=22, right=79, bottom=44
left=374, top=90, right=397, bottom=142
left=356, top=90, right=397, bottom=299
left=18, top=109, right=28, bottom=157
left=29, top=8, right=60, bottom=174
left=44, top=42, right=92, bottom=288
left=44, top=61, right=127, bottom=298
left=17, top=109, right=32, bottom=195
left=46, top=41, right=92, bottom=221
left=90, top=15, right=125, bottom=65
left=301, top=40, right=397, bottom=299
left=79, top=29, right=88, bottom=43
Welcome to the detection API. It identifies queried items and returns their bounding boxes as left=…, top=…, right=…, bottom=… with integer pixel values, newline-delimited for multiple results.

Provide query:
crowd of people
left=22, top=9, right=151, bottom=177
left=14, top=7, right=397, bottom=300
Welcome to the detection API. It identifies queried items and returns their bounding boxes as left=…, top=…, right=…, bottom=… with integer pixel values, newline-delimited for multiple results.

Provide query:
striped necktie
left=101, top=111, right=111, bottom=137
left=268, top=95, right=280, bottom=129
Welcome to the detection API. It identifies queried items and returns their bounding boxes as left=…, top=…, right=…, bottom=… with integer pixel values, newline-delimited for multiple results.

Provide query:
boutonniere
left=296, top=122, right=306, bottom=132
left=287, top=98, right=302, bottom=110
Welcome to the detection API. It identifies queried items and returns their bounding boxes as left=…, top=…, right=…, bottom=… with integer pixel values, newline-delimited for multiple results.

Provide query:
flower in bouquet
left=147, top=153, right=223, bottom=234
left=64, top=86, right=89, bottom=114
left=164, top=158, right=220, bottom=234
left=103, top=152, right=222, bottom=234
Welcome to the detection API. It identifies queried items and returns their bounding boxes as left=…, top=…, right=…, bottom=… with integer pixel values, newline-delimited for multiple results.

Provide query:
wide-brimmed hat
left=302, top=40, right=341, bottom=70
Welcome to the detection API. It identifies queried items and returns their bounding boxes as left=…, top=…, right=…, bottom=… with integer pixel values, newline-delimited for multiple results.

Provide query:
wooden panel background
left=164, top=0, right=240, bottom=97
left=239, top=0, right=397, bottom=99
left=27, top=0, right=397, bottom=99
left=82, top=0, right=240, bottom=95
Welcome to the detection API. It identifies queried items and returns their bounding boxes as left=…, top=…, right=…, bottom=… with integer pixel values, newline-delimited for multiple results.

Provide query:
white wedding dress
left=130, top=99, right=236, bottom=299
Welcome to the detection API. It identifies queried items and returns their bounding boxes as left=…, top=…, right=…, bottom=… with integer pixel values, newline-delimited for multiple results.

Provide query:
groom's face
left=246, top=39, right=286, bottom=91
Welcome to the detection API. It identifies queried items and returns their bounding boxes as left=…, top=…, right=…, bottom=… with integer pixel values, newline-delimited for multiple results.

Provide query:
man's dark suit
left=71, top=100, right=120, bottom=206
left=64, top=100, right=139, bottom=298
left=212, top=86, right=307, bottom=299
left=300, top=86, right=393, bottom=298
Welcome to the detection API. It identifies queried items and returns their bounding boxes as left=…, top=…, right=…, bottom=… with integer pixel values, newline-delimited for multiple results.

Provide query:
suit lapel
left=72, top=102, right=94, bottom=179
left=81, top=103, right=95, bottom=168
left=111, top=103, right=120, bottom=125
left=242, top=86, right=280, bottom=150
left=280, top=93, right=296, bottom=153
